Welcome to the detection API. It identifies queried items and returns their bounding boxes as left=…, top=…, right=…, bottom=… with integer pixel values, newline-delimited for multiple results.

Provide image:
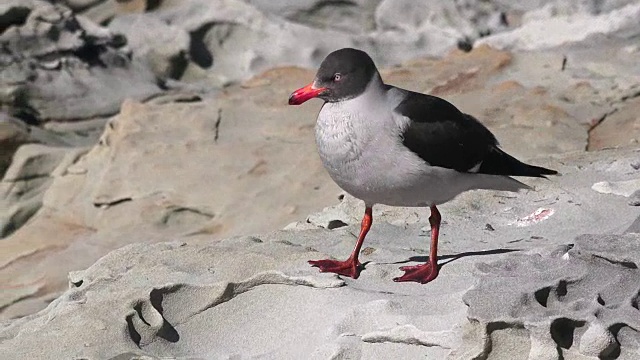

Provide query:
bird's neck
left=359, top=73, right=386, bottom=103
left=316, top=73, right=388, bottom=148
left=331, top=73, right=387, bottom=111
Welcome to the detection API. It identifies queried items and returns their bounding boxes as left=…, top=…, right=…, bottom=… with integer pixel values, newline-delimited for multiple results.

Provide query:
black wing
left=395, top=91, right=557, bottom=177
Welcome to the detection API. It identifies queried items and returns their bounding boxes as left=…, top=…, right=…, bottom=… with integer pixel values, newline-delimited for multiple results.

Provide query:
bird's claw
left=309, top=258, right=362, bottom=279
left=394, top=262, right=439, bottom=284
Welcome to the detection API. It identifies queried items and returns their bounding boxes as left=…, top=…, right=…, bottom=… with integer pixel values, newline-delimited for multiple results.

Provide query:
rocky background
left=1, top=0, right=640, bottom=359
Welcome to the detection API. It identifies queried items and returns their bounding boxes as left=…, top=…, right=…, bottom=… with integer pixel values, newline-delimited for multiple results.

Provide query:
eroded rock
left=0, top=1, right=161, bottom=123
left=458, top=234, right=640, bottom=359
left=0, top=144, right=88, bottom=238
left=108, top=14, right=190, bottom=79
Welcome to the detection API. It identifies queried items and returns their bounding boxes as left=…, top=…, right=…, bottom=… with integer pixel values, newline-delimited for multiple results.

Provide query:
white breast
left=315, top=102, right=366, bottom=168
left=314, top=85, right=431, bottom=205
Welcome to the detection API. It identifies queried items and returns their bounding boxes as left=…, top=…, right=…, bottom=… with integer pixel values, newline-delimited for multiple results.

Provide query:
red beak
left=288, top=82, right=327, bottom=105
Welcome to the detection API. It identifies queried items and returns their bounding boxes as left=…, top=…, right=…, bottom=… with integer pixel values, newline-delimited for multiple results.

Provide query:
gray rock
left=0, top=114, right=30, bottom=177
left=458, top=233, right=640, bottom=359
left=624, top=214, right=640, bottom=234
left=41, top=117, right=110, bottom=147
left=579, top=321, right=617, bottom=358
left=479, top=1, right=640, bottom=51
left=493, top=0, right=637, bottom=15
left=306, top=197, right=354, bottom=230
left=74, top=0, right=150, bottom=24
left=48, top=0, right=640, bottom=92
left=108, top=14, right=190, bottom=79
left=0, top=144, right=88, bottom=238
left=0, top=1, right=162, bottom=123
left=156, top=0, right=356, bottom=86
left=592, top=178, right=640, bottom=197
left=375, top=0, right=476, bottom=36
left=45, top=0, right=640, bottom=90
left=154, top=0, right=508, bottom=86
left=629, top=190, right=640, bottom=207
left=0, top=112, right=74, bottom=177
left=57, top=0, right=102, bottom=12
left=0, top=239, right=349, bottom=359
left=244, top=0, right=381, bottom=33
left=589, top=96, right=640, bottom=150
left=2, top=229, right=640, bottom=358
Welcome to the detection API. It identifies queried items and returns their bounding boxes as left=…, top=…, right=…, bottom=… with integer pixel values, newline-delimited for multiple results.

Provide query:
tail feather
left=478, top=146, right=557, bottom=178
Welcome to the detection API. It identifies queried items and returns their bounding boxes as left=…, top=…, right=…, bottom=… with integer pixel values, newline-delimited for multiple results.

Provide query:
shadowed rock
left=457, top=234, right=640, bottom=359
left=0, top=1, right=161, bottom=123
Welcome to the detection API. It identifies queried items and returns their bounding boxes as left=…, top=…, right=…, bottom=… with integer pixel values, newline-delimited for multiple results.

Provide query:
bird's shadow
left=391, top=248, right=520, bottom=269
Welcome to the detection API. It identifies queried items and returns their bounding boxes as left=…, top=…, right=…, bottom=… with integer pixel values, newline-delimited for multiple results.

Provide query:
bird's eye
left=333, top=73, right=342, bottom=82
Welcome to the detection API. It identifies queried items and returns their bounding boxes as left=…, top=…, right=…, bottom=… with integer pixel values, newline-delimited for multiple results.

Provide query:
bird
left=288, top=48, right=556, bottom=284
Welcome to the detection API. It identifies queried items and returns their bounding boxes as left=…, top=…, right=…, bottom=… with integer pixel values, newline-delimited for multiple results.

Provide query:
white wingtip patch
left=468, top=161, right=482, bottom=173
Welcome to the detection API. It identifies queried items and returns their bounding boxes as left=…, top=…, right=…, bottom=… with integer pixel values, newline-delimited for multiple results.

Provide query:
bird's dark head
left=288, top=48, right=379, bottom=105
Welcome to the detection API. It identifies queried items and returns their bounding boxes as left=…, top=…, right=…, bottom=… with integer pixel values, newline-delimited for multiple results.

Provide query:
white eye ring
left=333, top=73, right=342, bottom=82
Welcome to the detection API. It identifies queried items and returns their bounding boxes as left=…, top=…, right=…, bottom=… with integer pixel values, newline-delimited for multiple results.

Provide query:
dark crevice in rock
left=556, top=280, right=568, bottom=298
left=586, top=111, right=612, bottom=151
left=289, top=0, right=359, bottom=28
left=9, top=89, right=41, bottom=126
left=550, top=318, right=585, bottom=349
left=485, top=320, right=525, bottom=333
left=186, top=272, right=344, bottom=322
left=586, top=89, right=640, bottom=151
left=213, top=108, right=221, bottom=143
left=156, top=77, right=169, bottom=91
left=0, top=6, right=31, bottom=34
left=125, top=314, right=142, bottom=347
left=149, top=288, right=180, bottom=343
left=535, top=287, right=551, bottom=308
left=619, top=89, right=640, bottom=102
left=604, top=323, right=625, bottom=359
left=0, top=221, right=19, bottom=240
left=149, top=289, right=165, bottom=315
left=133, top=302, right=150, bottom=326
left=478, top=321, right=527, bottom=360
left=189, top=24, right=214, bottom=69
left=597, top=293, right=606, bottom=306
left=166, top=50, right=189, bottom=80
left=478, top=29, right=492, bottom=38
left=29, top=9, right=128, bottom=67
left=146, top=0, right=162, bottom=12
left=457, top=37, right=474, bottom=52
left=190, top=281, right=238, bottom=319
left=93, top=197, right=133, bottom=208
left=498, top=12, right=508, bottom=27
left=297, top=0, right=358, bottom=15
left=593, top=255, right=638, bottom=269
left=143, top=92, right=203, bottom=104
left=534, top=280, right=571, bottom=308
left=159, top=206, right=214, bottom=226
left=73, top=33, right=129, bottom=68
left=631, top=291, right=640, bottom=311
left=3, top=173, right=53, bottom=183
left=174, top=94, right=203, bottom=103
left=327, top=219, right=348, bottom=229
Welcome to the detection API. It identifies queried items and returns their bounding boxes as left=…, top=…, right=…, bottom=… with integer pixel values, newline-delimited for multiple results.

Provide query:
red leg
left=309, top=206, right=372, bottom=279
left=394, top=205, right=441, bottom=284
